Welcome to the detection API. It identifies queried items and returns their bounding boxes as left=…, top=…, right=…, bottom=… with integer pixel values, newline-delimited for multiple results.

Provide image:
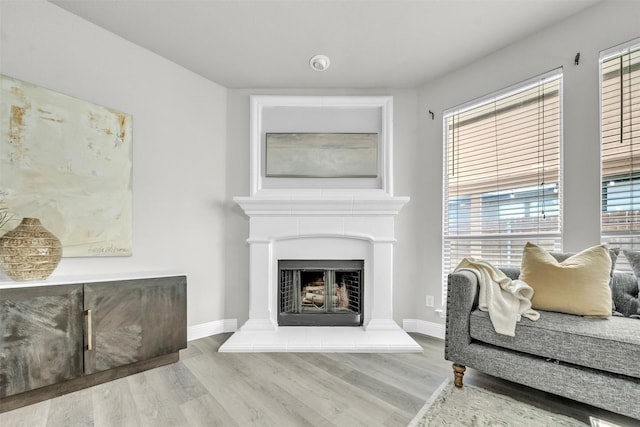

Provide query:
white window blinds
left=443, top=69, right=563, bottom=301
left=601, top=39, right=640, bottom=265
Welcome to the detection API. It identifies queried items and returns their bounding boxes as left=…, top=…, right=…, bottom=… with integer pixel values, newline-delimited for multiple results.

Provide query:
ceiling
left=49, top=0, right=601, bottom=89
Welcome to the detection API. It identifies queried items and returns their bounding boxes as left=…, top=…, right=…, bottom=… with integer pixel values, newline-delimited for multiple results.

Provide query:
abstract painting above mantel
left=249, top=96, right=393, bottom=194
left=265, top=133, right=378, bottom=178
left=0, top=74, right=132, bottom=257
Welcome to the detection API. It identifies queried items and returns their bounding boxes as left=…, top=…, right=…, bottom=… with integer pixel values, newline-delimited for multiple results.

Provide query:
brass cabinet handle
left=86, top=309, right=93, bottom=351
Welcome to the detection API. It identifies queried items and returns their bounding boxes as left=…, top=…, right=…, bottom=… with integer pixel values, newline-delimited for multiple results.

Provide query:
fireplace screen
left=278, top=260, right=363, bottom=326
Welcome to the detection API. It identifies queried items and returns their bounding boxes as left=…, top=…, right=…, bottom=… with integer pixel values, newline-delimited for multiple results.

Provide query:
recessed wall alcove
left=219, top=96, right=420, bottom=352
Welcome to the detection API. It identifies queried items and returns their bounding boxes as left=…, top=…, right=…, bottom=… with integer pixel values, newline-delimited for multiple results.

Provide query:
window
left=443, top=69, right=563, bottom=302
left=601, top=39, right=640, bottom=268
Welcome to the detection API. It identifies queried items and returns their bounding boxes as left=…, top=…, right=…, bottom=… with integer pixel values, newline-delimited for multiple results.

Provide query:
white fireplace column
left=244, top=239, right=276, bottom=331
left=365, top=240, right=397, bottom=331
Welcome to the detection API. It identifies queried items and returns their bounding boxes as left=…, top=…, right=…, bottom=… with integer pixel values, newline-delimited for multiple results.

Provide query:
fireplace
left=278, top=260, right=363, bottom=327
left=218, top=95, right=421, bottom=352
left=217, top=197, right=423, bottom=352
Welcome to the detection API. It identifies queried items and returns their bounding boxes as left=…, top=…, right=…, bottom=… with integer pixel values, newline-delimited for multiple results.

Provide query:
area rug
left=407, top=379, right=587, bottom=426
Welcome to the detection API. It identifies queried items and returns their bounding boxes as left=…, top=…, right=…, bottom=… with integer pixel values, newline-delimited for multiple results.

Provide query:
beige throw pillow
left=519, top=242, right=612, bottom=317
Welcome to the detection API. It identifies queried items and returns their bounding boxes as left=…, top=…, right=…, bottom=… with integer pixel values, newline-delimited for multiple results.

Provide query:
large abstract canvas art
left=0, top=75, right=133, bottom=257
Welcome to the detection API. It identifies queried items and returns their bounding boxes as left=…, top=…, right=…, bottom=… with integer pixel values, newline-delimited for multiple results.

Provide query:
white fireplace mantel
left=234, top=194, right=410, bottom=217
left=219, top=95, right=421, bottom=352
left=219, top=193, right=422, bottom=352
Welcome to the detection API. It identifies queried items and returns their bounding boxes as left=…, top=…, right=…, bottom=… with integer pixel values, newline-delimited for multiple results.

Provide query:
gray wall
left=0, top=1, right=229, bottom=328
left=415, top=0, right=640, bottom=323
left=3, top=0, right=639, bottom=331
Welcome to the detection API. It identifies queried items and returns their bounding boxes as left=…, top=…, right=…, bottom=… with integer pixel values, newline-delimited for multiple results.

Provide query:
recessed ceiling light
left=310, top=54, right=330, bottom=72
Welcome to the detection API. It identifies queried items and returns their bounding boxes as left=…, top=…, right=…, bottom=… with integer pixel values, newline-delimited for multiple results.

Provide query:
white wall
left=224, top=88, right=419, bottom=325
left=0, top=0, right=228, bottom=327
left=415, top=0, right=640, bottom=323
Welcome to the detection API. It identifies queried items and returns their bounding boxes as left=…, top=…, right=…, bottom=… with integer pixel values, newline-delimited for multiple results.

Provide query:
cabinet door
left=0, top=284, right=84, bottom=397
left=83, top=276, right=187, bottom=374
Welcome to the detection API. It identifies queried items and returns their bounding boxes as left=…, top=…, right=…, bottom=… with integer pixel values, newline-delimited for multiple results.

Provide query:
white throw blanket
left=454, top=258, right=539, bottom=336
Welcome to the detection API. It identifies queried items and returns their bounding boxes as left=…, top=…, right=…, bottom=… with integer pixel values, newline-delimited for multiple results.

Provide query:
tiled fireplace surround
left=218, top=194, right=422, bottom=352
left=218, top=95, right=422, bottom=352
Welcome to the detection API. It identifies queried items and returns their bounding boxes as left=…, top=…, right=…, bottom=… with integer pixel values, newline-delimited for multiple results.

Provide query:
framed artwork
left=0, top=74, right=133, bottom=257
left=265, top=133, right=378, bottom=178
left=249, top=95, right=393, bottom=194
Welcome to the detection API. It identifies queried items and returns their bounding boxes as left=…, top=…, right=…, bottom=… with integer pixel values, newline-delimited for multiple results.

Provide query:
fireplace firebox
left=278, top=260, right=363, bottom=326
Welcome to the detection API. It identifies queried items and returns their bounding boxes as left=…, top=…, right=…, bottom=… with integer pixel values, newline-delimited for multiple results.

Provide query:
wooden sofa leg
left=452, top=364, right=466, bottom=388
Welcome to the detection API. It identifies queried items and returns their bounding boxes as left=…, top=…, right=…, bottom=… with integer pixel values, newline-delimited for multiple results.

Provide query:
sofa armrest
left=445, top=270, right=480, bottom=362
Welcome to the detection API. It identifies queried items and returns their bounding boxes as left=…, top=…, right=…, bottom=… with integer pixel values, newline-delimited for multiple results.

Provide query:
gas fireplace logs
left=302, top=281, right=349, bottom=308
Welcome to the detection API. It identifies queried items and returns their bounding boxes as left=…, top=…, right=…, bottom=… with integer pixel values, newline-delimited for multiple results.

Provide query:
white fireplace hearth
left=218, top=193, right=422, bottom=352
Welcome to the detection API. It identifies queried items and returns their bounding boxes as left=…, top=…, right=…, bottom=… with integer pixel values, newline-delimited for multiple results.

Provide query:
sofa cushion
left=469, top=309, right=640, bottom=378
left=519, top=242, right=612, bottom=317
left=613, top=251, right=640, bottom=318
left=550, top=248, right=620, bottom=316
left=611, top=272, right=640, bottom=318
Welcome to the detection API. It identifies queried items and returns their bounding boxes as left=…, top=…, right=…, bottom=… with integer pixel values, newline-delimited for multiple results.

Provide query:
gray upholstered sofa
left=445, top=267, right=640, bottom=420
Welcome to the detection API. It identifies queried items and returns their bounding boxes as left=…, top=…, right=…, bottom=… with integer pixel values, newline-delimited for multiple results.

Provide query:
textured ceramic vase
left=0, top=218, right=62, bottom=281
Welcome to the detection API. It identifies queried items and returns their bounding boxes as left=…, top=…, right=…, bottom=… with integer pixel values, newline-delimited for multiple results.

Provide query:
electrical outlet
left=426, top=295, right=434, bottom=307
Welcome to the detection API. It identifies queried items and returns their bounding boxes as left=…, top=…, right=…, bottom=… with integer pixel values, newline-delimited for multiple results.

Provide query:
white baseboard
left=402, top=319, right=445, bottom=340
left=188, top=319, right=237, bottom=341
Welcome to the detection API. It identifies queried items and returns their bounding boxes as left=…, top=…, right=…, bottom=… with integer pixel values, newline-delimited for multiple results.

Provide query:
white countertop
left=0, top=270, right=186, bottom=290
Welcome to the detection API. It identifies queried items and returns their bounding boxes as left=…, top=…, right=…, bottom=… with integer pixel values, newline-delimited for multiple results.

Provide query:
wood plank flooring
left=1, top=333, right=637, bottom=426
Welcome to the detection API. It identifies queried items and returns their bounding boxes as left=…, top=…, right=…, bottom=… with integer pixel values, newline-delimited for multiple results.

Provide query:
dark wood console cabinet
left=0, top=275, right=186, bottom=413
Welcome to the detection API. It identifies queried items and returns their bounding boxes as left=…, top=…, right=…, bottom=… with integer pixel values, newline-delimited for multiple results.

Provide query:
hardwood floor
left=1, top=333, right=637, bottom=426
